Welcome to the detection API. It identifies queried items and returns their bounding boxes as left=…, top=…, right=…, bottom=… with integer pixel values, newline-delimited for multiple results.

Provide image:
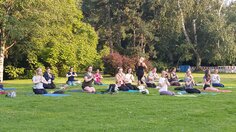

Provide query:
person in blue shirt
left=66, top=67, right=78, bottom=86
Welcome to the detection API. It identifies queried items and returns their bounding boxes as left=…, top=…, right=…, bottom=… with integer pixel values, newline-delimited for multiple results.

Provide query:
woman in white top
left=211, top=69, right=224, bottom=87
left=146, top=67, right=159, bottom=88
left=115, top=67, right=130, bottom=91
left=158, top=70, right=175, bottom=96
left=125, top=68, right=138, bottom=90
left=32, top=68, right=48, bottom=94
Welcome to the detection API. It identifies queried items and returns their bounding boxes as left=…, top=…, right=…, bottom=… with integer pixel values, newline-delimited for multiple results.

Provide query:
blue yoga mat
left=1, top=88, right=16, bottom=91
left=175, top=95, right=197, bottom=97
left=68, top=89, right=103, bottom=94
left=200, top=92, right=218, bottom=95
left=177, top=91, right=187, bottom=95
left=43, top=94, right=70, bottom=97
left=68, top=89, right=83, bottom=92
left=127, top=90, right=139, bottom=93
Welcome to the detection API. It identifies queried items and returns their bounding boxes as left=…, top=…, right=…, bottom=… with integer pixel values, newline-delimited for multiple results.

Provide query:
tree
left=177, top=0, right=236, bottom=68
left=2, top=0, right=100, bottom=79
left=0, top=0, right=39, bottom=82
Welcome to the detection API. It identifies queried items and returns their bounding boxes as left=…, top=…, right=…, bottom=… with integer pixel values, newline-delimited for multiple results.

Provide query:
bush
left=103, top=53, right=153, bottom=76
left=4, top=65, right=25, bottom=79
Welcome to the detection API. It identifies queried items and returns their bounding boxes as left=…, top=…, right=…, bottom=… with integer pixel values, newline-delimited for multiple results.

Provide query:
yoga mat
left=177, top=91, right=187, bottom=95
left=200, top=92, right=218, bottom=95
left=68, top=89, right=83, bottom=92
left=175, top=95, right=197, bottom=97
left=1, top=88, right=16, bottom=91
left=127, top=90, right=139, bottom=93
left=68, top=89, right=103, bottom=94
left=43, top=94, right=70, bottom=97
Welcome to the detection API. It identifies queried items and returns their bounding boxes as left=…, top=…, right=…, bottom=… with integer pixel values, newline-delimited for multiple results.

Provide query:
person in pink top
left=94, top=69, right=103, bottom=85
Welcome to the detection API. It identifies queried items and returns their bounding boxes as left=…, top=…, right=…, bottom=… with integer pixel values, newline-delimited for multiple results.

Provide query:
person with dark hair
left=169, top=67, right=181, bottom=86
left=43, top=67, right=56, bottom=89
left=203, top=70, right=231, bottom=92
left=135, top=57, right=147, bottom=85
left=82, top=66, right=96, bottom=93
left=146, top=67, right=159, bottom=88
left=184, top=70, right=201, bottom=94
left=66, top=67, right=77, bottom=86
left=32, top=68, right=48, bottom=94
left=124, top=68, right=139, bottom=90
left=94, top=69, right=103, bottom=85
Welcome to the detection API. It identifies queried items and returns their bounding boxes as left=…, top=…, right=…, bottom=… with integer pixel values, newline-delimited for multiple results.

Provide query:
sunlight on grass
left=1, top=72, right=236, bottom=131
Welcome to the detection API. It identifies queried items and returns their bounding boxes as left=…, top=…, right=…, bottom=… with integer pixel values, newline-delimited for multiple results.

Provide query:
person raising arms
left=158, top=70, right=175, bottom=96
left=135, top=57, right=147, bottom=85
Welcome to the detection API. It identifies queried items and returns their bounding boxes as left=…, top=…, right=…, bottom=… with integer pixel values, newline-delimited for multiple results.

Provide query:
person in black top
left=43, top=67, right=56, bottom=89
left=66, top=67, right=78, bottom=86
left=135, top=57, right=147, bottom=85
left=82, top=66, right=96, bottom=93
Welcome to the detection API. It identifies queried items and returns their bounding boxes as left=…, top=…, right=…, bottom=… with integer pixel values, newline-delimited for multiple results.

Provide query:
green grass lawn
left=1, top=73, right=236, bottom=132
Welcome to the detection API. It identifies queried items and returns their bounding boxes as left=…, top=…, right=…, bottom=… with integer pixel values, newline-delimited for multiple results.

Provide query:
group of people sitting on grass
left=32, top=57, right=232, bottom=95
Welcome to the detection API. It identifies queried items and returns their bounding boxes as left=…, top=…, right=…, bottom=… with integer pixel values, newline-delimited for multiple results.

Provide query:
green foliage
left=3, top=0, right=100, bottom=78
left=83, top=0, right=236, bottom=67
left=4, top=65, right=25, bottom=79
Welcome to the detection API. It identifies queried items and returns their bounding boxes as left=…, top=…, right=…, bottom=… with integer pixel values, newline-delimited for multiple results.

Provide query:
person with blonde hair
left=184, top=70, right=201, bottom=94
left=211, top=69, right=224, bottom=87
left=115, top=67, right=130, bottom=91
left=125, top=68, right=139, bottom=90
left=135, top=57, right=147, bottom=85
left=146, top=67, right=159, bottom=88
left=158, top=70, right=175, bottom=96
left=32, top=68, right=48, bottom=94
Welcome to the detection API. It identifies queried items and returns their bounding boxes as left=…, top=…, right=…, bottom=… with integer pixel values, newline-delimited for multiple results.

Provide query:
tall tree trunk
left=178, top=0, right=202, bottom=69
left=0, top=27, right=5, bottom=83
left=196, top=54, right=202, bottom=70
left=133, top=29, right=136, bottom=47
left=192, top=19, right=201, bottom=70
left=0, top=46, right=4, bottom=83
left=107, top=3, right=113, bottom=54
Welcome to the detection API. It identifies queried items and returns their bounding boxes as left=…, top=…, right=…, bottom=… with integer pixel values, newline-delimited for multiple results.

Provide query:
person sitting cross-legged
left=203, top=70, right=231, bottom=93
left=124, top=68, right=139, bottom=90
left=146, top=67, right=159, bottom=88
left=32, top=68, right=48, bottom=94
left=82, top=66, right=96, bottom=93
left=158, top=70, right=175, bottom=96
left=94, top=69, right=103, bottom=85
left=66, top=67, right=78, bottom=86
left=43, top=67, right=56, bottom=89
left=211, top=69, right=224, bottom=87
left=184, top=70, right=201, bottom=94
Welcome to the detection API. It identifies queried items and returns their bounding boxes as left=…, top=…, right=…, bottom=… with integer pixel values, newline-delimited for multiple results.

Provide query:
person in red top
left=94, top=69, right=103, bottom=85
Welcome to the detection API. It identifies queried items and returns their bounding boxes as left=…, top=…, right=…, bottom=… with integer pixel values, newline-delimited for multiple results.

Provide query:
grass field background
left=1, top=73, right=236, bottom=132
